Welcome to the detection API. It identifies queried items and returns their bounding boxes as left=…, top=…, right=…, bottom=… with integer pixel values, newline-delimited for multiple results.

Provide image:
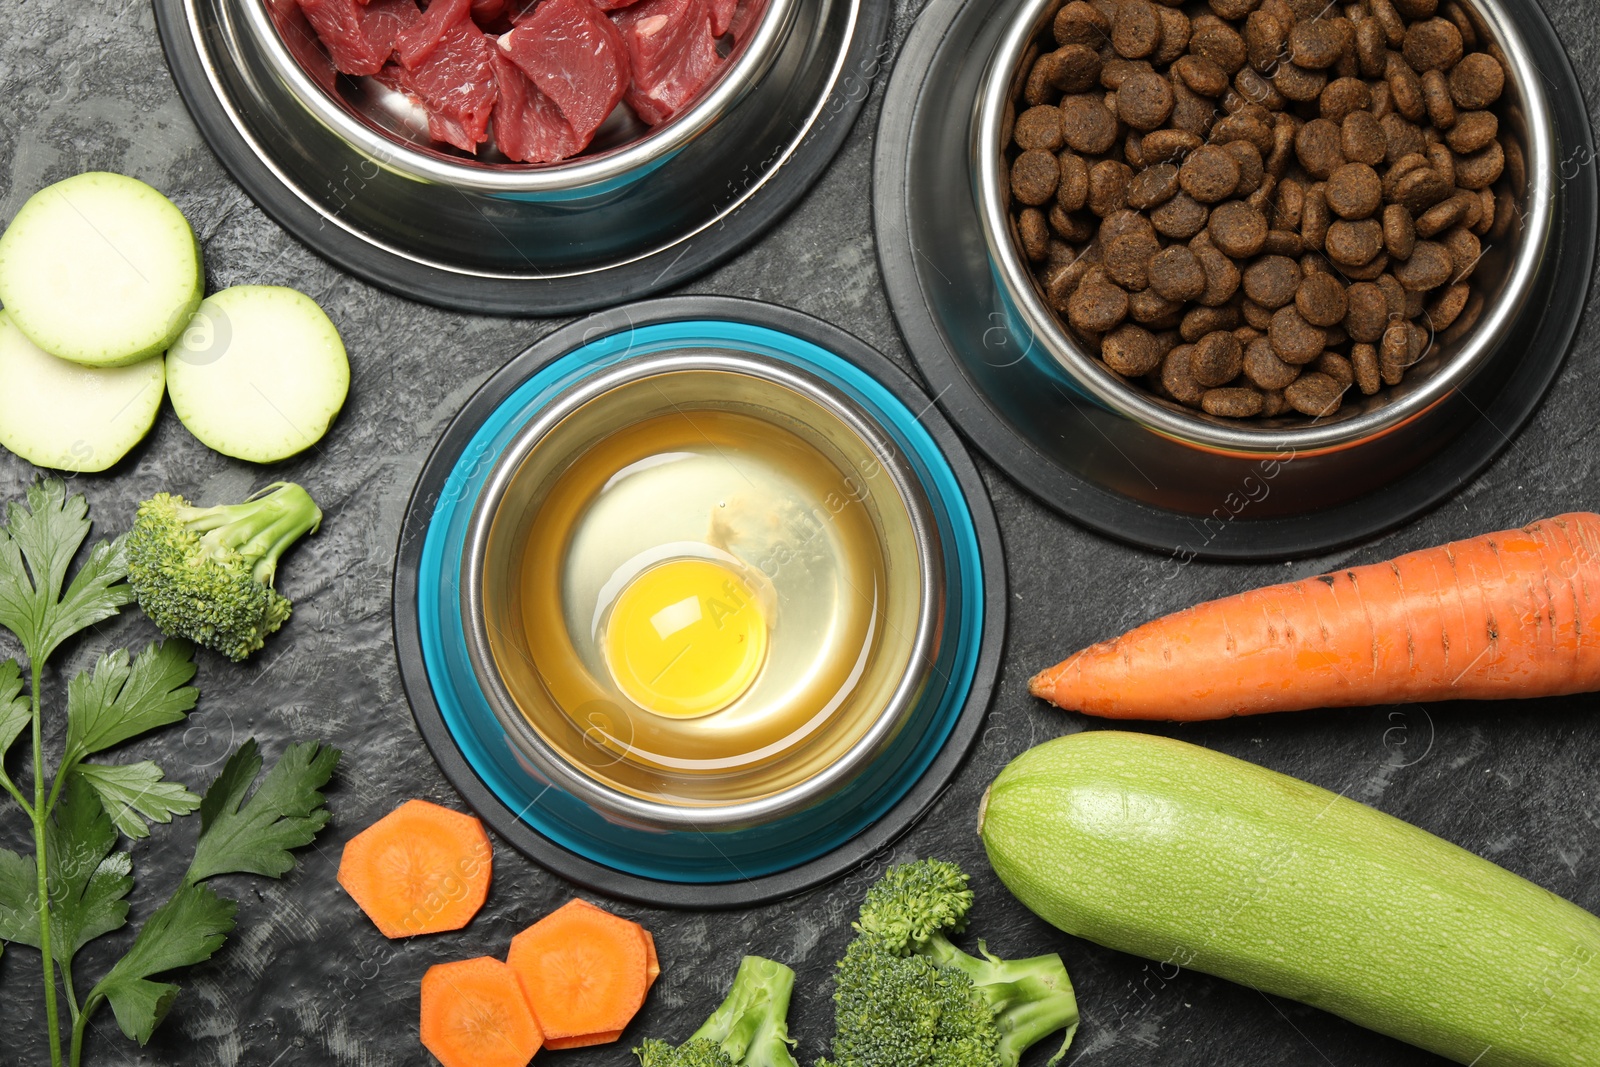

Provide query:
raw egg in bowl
left=396, top=300, right=1001, bottom=905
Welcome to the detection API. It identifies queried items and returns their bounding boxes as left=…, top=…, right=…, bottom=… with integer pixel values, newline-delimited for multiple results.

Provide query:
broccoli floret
left=636, top=1038, right=735, bottom=1067
left=820, top=859, right=1080, bottom=1067
left=636, top=956, right=799, bottom=1067
left=125, top=483, right=322, bottom=661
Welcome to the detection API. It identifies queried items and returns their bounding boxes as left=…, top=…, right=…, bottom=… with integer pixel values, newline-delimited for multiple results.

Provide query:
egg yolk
left=603, top=559, right=768, bottom=719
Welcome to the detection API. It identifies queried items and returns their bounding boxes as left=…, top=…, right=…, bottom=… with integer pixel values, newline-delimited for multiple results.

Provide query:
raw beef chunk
left=613, top=0, right=722, bottom=126
left=499, top=0, right=631, bottom=144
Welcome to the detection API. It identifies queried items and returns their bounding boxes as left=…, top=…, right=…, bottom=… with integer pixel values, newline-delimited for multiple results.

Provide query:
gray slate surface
left=2, top=0, right=1599, bottom=1064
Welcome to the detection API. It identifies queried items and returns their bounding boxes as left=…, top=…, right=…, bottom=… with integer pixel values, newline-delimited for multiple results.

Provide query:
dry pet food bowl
left=875, top=0, right=1596, bottom=559
left=155, top=0, right=888, bottom=313
left=394, top=297, right=1004, bottom=907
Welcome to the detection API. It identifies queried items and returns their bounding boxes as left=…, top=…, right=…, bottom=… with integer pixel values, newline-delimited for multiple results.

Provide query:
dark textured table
left=3, top=0, right=1599, bottom=1064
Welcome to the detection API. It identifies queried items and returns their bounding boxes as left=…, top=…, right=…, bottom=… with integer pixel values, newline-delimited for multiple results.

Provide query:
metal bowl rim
left=972, top=0, right=1555, bottom=454
left=459, top=348, right=947, bottom=831
left=236, top=0, right=800, bottom=192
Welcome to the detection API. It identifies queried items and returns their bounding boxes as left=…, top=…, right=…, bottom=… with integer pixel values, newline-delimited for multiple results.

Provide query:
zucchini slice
left=165, top=285, right=349, bottom=463
left=0, top=172, right=202, bottom=367
left=0, top=312, right=164, bottom=472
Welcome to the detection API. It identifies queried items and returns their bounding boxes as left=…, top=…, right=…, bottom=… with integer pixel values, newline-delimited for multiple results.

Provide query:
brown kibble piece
left=1208, top=200, right=1269, bottom=258
left=1296, top=119, right=1345, bottom=180
left=1341, top=111, right=1387, bottom=166
left=1441, top=225, right=1481, bottom=279
left=1241, top=299, right=1275, bottom=331
left=1351, top=343, right=1381, bottom=394
left=1288, top=17, right=1353, bottom=70
left=1381, top=114, right=1426, bottom=163
left=1128, top=163, right=1181, bottom=210
left=1243, top=255, right=1302, bottom=309
left=1019, top=209, right=1051, bottom=261
left=1302, top=183, right=1330, bottom=251
left=1446, top=110, right=1498, bottom=155
left=1440, top=290, right=1484, bottom=345
left=1190, top=15, right=1249, bottom=74
left=1051, top=44, right=1105, bottom=93
left=1015, top=106, right=1064, bottom=151
left=1325, top=218, right=1385, bottom=266
left=1315, top=351, right=1355, bottom=389
left=1414, top=194, right=1467, bottom=237
left=1296, top=272, right=1348, bottom=327
left=1147, top=246, right=1208, bottom=301
left=1088, top=159, right=1134, bottom=217
left=1180, top=303, right=1242, bottom=342
left=1403, top=17, right=1463, bottom=71
left=1273, top=178, right=1305, bottom=230
left=1045, top=256, right=1092, bottom=311
left=1371, top=0, right=1406, bottom=45
left=1354, top=17, right=1387, bottom=75
left=1174, top=54, right=1229, bottom=96
left=1395, top=166, right=1455, bottom=214
left=1344, top=281, right=1389, bottom=343
left=1420, top=69, right=1457, bottom=131
left=1141, top=129, right=1204, bottom=165
left=1202, top=387, right=1265, bottom=417
left=1102, top=324, right=1166, bottom=375
left=1387, top=55, right=1427, bottom=123
left=1455, top=140, right=1504, bottom=190
left=1380, top=321, right=1411, bottom=384
left=1269, top=304, right=1326, bottom=364
left=1179, top=145, right=1242, bottom=203
left=1392, top=241, right=1454, bottom=290
left=1191, top=330, right=1245, bottom=387
left=1320, top=77, right=1371, bottom=123
left=1048, top=205, right=1095, bottom=242
left=1054, top=1, right=1110, bottom=47
left=1161, top=346, right=1206, bottom=405
left=1325, top=162, right=1383, bottom=219
left=1262, top=229, right=1304, bottom=256
left=1058, top=152, right=1091, bottom=211
left=1154, top=6, right=1192, bottom=64
left=1259, top=388, right=1289, bottom=416
left=1224, top=141, right=1267, bottom=197
left=1428, top=282, right=1471, bottom=330
left=1243, top=337, right=1301, bottom=389
left=1274, top=62, right=1329, bottom=104
left=1171, top=82, right=1221, bottom=138
left=1285, top=372, right=1345, bottom=416
left=1059, top=95, right=1120, bottom=154
left=1011, top=150, right=1060, bottom=205
left=1193, top=239, right=1243, bottom=306
left=1112, top=0, right=1163, bottom=59
left=1118, top=70, right=1176, bottom=130
left=1069, top=278, right=1131, bottom=333
left=1129, top=289, right=1184, bottom=327
left=1384, top=203, right=1418, bottom=259
left=1244, top=10, right=1285, bottom=73
left=1104, top=231, right=1160, bottom=289
left=1152, top=192, right=1211, bottom=239
left=1450, top=52, right=1505, bottom=110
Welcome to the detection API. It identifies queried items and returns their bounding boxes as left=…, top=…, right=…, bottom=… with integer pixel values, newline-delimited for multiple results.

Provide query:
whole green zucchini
left=979, top=731, right=1600, bottom=1066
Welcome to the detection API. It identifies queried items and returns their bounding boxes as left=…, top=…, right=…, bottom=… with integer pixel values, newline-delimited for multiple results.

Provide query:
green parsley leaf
left=0, top=779, right=132, bottom=963
left=0, top=845, right=34, bottom=948
left=63, top=641, right=198, bottom=768
left=0, top=479, right=133, bottom=664
left=0, top=658, right=28, bottom=758
left=75, top=762, right=202, bottom=840
left=186, top=739, right=339, bottom=885
left=47, top=776, right=133, bottom=964
left=87, top=882, right=237, bottom=1045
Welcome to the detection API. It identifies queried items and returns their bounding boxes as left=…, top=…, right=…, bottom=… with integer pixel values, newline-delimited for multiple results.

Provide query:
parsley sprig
left=0, top=480, right=340, bottom=1066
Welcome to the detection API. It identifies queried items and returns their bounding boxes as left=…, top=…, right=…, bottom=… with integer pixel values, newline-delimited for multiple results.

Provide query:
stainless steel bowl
left=972, top=0, right=1551, bottom=490
left=459, top=350, right=944, bottom=832
left=249, top=0, right=798, bottom=188
left=159, top=0, right=881, bottom=310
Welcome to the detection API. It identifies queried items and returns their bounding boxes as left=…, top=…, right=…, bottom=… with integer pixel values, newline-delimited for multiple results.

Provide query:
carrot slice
left=506, top=898, right=649, bottom=1045
left=545, top=1031, right=624, bottom=1050
left=420, top=956, right=543, bottom=1067
left=338, top=799, right=492, bottom=938
left=644, top=928, right=661, bottom=989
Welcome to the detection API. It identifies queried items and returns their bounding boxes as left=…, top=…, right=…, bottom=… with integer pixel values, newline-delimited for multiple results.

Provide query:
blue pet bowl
left=394, top=297, right=1005, bottom=907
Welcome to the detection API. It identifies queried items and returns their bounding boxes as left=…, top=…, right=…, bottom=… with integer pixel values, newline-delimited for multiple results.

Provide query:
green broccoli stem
left=690, top=956, right=800, bottom=1067
left=180, top=483, right=322, bottom=585
left=922, top=934, right=1081, bottom=1067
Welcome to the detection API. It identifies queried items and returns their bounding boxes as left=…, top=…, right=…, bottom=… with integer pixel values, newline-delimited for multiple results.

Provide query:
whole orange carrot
left=1031, top=513, right=1600, bottom=720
